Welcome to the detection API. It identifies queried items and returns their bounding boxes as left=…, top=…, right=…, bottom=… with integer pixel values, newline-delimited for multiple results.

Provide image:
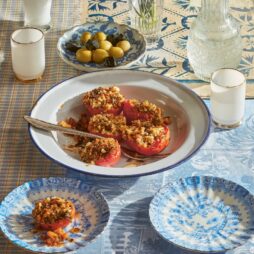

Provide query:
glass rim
left=211, top=68, right=246, bottom=89
left=11, top=27, right=44, bottom=45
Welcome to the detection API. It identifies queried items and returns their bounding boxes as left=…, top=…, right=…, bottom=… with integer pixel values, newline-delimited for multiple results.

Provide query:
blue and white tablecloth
left=1, top=0, right=254, bottom=253
left=65, top=100, right=254, bottom=254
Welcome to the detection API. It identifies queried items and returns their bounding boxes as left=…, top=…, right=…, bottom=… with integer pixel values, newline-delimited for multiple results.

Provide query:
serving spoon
left=24, top=115, right=170, bottom=161
left=24, top=115, right=102, bottom=139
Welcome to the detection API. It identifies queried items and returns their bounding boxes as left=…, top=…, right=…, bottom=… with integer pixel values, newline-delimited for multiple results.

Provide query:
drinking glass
left=23, top=0, right=52, bottom=31
left=11, top=28, right=45, bottom=82
left=128, top=0, right=164, bottom=44
left=210, top=69, right=246, bottom=129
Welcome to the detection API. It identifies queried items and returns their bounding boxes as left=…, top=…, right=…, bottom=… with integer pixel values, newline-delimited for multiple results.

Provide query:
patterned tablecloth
left=0, top=0, right=254, bottom=254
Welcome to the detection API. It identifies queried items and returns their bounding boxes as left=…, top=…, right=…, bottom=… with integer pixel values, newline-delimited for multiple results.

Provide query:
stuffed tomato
left=88, top=113, right=126, bottom=140
left=123, top=99, right=163, bottom=124
left=79, top=138, right=121, bottom=167
left=32, top=197, right=75, bottom=231
left=122, top=120, right=170, bottom=156
left=83, top=86, right=124, bottom=116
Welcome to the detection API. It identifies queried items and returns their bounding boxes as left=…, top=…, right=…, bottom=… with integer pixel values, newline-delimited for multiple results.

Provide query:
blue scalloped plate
left=0, top=177, right=109, bottom=253
left=57, top=22, right=146, bottom=71
left=149, top=176, right=254, bottom=252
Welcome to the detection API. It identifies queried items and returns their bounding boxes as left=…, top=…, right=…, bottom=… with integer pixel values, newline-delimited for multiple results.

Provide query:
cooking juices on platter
left=59, top=86, right=172, bottom=167
left=32, top=196, right=80, bottom=246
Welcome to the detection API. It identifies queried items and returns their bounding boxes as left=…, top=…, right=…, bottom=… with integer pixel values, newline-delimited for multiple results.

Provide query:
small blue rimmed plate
left=0, top=177, right=110, bottom=253
left=149, top=176, right=254, bottom=252
left=57, top=22, right=146, bottom=72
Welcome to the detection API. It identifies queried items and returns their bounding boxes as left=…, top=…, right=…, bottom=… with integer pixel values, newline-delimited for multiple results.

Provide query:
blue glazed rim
left=149, top=175, right=254, bottom=253
left=0, top=177, right=110, bottom=253
left=57, top=21, right=147, bottom=70
left=27, top=69, right=211, bottom=178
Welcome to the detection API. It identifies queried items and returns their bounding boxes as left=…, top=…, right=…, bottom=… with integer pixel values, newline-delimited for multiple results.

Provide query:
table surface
left=1, top=0, right=254, bottom=253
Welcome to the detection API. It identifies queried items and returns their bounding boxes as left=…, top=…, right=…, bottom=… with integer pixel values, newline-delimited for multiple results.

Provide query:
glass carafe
left=187, top=0, right=242, bottom=81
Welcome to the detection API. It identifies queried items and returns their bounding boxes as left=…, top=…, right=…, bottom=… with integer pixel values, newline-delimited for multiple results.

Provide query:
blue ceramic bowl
left=149, top=176, right=254, bottom=252
left=57, top=22, right=146, bottom=71
left=0, top=177, right=110, bottom=253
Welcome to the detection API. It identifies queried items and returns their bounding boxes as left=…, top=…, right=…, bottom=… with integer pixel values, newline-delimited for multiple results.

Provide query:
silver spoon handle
left=24, top=115, right=102, bottom=139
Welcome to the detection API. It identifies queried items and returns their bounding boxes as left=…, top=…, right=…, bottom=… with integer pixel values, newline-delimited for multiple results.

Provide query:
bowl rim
left=27, top=69, right=211, bottom=178
left=57, top=21, right=147, bottom=70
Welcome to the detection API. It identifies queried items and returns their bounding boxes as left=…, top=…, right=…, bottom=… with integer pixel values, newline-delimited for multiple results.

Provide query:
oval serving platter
left=149, top=176, right=254, bottom=252
left=28, top=70, right=210, bottom=177
left=57, top=22, right=146, bottom=72
left=0, top=177, right=109, bottom=253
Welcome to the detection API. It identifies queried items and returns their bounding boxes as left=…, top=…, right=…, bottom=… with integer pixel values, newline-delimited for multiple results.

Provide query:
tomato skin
left=125, top=126, right=170, bottom=156
left=38, top=204, right=75, bottom=231
left=40, top=219, right=71, bottom=231
left=123, top=100, right=153, bottom=122
left=95, top=141, right=121, bottom=167
left=86, top=104, right=123, bottom=116
left=123, top=100, right=144, bottom=122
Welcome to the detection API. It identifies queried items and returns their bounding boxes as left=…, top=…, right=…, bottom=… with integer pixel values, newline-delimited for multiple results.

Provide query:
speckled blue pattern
left=57, top=22, right=146, bottom=71
left=0, top=177, right=110, bottom=253
left=149, top=176, right=254, bottom=252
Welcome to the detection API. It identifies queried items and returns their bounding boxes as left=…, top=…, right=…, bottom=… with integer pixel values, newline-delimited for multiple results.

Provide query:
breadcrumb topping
left=122, top=120, right=165, bottom=147
left=79, top=138, right=118, bottom=164
left=83, top=86, right=124, bottom=110
left=88, top=113, right=126, bottom=136
left=128, top=99, right=163, bottom=124
left=130, top=99, right=161, bottom=114
left=41, top=228, right=68, bottom=247
left=32, top=197, right=74, bottom=224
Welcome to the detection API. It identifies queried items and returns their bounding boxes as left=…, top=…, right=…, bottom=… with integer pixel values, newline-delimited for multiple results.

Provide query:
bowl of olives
left=57, top=22, right=146, bottom=71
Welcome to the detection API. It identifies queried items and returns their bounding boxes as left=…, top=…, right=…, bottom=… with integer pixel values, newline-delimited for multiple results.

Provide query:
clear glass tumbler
left=128, top=0, right=164, bottom=44
left=210, top=69, right=246, bottom=129
left=11, top=28, right=45, bottom=82
left=23, top=0, right=52, bottom=31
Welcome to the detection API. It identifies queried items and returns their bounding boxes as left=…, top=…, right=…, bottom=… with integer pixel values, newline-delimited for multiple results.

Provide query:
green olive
left=92, top=49, right=109, bottom=63
left=93, top=32, right=107, bottom=41
left=80, top=32, right=92, bottom=43
left=76, top=49, right=92, bottom=63
left=116, top=40, right=131, bottom=52
left=99, top=40, right=112, bottom=51
left=109, top=47, right=124, bottom=59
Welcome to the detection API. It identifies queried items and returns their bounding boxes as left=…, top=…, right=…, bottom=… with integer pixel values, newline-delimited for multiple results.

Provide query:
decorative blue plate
left=57, top=22, right=146, bottom=71
left=0, top=177, right=110, bottom=253
left=149, top=176, right=254, bottom=252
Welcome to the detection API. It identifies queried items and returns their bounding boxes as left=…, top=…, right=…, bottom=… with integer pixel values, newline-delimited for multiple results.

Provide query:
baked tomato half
left=79, top=138, right=121, bottom=167
left=88, top=113, right=126, bottom=141
left=39, top=214, right=74, bottom=231
left=32, top=197, right=75, bottom=231
left=83, top=86, right=124, bottom=116
left=86, top=104, right=123, bottom=116
left=122, top=120, right=170, bottom=156
left=123, top=99, right=163, bottom=123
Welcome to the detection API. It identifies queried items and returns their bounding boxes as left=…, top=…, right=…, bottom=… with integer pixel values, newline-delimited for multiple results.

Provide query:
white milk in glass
left=210, top=69, right=246, bottom=128
left=11, top=28, right=45, bottom=81
left=23, top=0, right=52, bottom=28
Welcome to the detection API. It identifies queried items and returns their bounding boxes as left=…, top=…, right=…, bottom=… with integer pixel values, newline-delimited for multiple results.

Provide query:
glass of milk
left=210, top=69, right=246, bottom=129
left=23, top=0, right=52, bottom=31
left=11, top=28, right=45, bottom=82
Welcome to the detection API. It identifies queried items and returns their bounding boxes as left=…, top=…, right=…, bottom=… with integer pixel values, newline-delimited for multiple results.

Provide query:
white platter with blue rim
left=57, top=22, right=146, bottom=72
left=0, top=177, right=110, bottom=253
left=28, top=70, right=210, bottom=177
left=149, top=176, right=254, bottom=252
